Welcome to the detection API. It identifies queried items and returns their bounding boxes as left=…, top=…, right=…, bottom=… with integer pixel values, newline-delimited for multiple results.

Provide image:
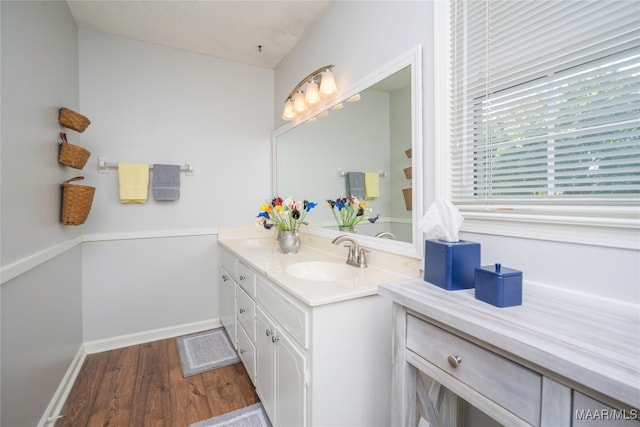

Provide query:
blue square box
left=424, top=239, right=480, bottom=290
left=475, top=263, right=522, bottom=307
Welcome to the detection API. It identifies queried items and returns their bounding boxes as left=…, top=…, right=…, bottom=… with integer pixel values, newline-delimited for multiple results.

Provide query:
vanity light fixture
left=282, top=65, right=337, bottom=121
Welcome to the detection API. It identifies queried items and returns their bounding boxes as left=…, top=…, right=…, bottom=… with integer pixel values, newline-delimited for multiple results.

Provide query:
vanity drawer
left=406, top=314, right=542, bottom=426
left=237, top=323, right=256, bottom=384
left=237, top=286, right=256, bottom=340
left=237, top=261, right=256, bottom=297
left=219, top=246, right=236, bottom=277
left=256, top=274, right=309, bottom=349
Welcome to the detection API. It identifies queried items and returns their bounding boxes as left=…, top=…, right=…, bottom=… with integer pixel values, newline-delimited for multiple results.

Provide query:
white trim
left=39, top=318, right=222, bottom=426
left=38, top=346, right=86, bottom=427
left=432, top=1, right=639, bottom=251
left=273, top=46, right=425, bottom=260
left=433, top=0, right=451, bottom=201
left=0, top=237, right=83, bottom=286
left=462, top=215, right=640, bottom=250
left=83, top=227, right=218, bottom=242
left=83, top=318, right=221, bottom=354
left=1, top=229, right=219, bottom=286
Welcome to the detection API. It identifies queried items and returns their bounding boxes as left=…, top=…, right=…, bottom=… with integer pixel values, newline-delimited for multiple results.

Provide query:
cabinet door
left=274, top=330, right=307, bottom=427
left=237, top=323, right=256, bottom=384
left=256, top=306, right=276, bottom=421
left=219, top=268, right=236, bottom=349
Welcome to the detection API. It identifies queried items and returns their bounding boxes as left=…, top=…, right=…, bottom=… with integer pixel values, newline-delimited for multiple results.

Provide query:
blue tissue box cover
left=424, top=239, right=480, bottom=290
left=475, top=264, right=522, bottom=307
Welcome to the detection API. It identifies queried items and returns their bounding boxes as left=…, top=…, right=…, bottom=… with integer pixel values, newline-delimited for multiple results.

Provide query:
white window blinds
left=449, top=0, right=640, bottom=211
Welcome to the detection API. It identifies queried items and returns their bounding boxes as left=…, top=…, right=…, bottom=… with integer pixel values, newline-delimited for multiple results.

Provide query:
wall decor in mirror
left=273, top=46, right=423, bottom=258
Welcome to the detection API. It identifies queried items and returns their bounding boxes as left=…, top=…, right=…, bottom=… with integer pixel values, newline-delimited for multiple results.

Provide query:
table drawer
left=237, top=261, right=256, bottom=297
left=237, top=286, right=256, bottom=340
left=406, top=314, right=542, bottom=426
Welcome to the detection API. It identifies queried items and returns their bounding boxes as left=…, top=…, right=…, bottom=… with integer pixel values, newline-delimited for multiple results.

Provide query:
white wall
left=1, top=2, right=83, bottom=426
left=274, top=1, right=639, bottom=313
left=78, top=30, right=273, bottom=341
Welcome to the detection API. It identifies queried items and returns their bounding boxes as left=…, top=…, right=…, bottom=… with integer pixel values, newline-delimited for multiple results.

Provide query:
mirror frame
left=272, top=45, right=423, bottom=259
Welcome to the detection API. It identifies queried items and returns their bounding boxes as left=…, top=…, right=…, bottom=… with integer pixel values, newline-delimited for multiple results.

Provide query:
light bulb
left=346, top=93, right=361, bottom=102
left=320, top=69, right=337, bottom=96
left=331, top=103, right=343, bottom=110
left=304, top=80, right=321, bottom=105
left=293, top=90, right=307, bottom=113
left=282, top=99, right=296, bottom=121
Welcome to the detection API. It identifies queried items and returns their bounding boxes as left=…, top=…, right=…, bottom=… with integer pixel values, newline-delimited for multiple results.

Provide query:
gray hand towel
left=346, top=172, right=364, bottom=198
left=152, top=164, right=180, bottom=201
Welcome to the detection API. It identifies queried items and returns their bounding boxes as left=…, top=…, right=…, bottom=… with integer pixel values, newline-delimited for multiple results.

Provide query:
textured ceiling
left=66, top=1, right=332, bottom=69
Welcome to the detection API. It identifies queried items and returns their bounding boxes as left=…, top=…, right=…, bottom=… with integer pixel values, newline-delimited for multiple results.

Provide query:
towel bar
left=336, top=169, right=387, bottom=179
left=98, top=157, right=194, bottom=175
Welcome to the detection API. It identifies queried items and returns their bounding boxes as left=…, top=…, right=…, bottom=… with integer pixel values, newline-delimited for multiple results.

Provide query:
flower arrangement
left=256, top=196, right=317, bottom=232
left=326, top=196, right=375, bottom=229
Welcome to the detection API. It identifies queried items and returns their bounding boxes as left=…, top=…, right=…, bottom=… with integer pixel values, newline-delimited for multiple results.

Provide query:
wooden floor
left=55, top=333, right=260, bottom=427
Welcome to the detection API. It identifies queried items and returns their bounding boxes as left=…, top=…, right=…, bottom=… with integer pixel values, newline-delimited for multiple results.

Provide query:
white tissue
left=418, top=200, right=464, bottom=242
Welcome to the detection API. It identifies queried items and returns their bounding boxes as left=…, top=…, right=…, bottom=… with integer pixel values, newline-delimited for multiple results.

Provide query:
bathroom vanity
left=217, top=229, right=420, bottom=427
left=378, top=279, right=640, bottom=426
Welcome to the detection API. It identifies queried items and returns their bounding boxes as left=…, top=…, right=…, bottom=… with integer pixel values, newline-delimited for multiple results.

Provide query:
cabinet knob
left=272, top=335, right=280, bottom=343
left=265, top=329, right=272, bottom=337
left=222, top=275, right=229, bottom=282
left=447, top=354, right=462, bottom=368
left=239, top=348, right=246, bottom=354
left=239, top=308, right=246, bottom=314
left=240, top=275, right=246, bottom=281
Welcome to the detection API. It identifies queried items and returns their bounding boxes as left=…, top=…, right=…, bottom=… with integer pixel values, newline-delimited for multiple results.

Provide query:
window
left=443, top=0, right=640, bottom=248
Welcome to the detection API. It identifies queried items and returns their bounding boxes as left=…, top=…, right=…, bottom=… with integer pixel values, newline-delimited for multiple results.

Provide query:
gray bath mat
left=176, top=328, right=240, bottom=377
left=189, top=403, right=272, bottom=427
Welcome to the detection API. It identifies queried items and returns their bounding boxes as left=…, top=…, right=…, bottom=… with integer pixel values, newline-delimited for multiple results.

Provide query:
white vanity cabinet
left=218, top=247, right=237, bottom=348
left=379, top=279, right=640, bottom=427
left=218, top=241, right=396, bottom=427
left=256, top=304, right=307, bottom=427
left=219, top=246, right=257, bottom=382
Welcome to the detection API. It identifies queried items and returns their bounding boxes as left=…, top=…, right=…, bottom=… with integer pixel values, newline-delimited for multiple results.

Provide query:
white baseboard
left=40, top=318, right=222, bottom=426
left=83, top=318, right=221, bottom=354
left=38, top=346, right=86, bottom=427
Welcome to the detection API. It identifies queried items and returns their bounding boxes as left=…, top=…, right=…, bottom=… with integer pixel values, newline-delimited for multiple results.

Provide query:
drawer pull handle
left=239, top=308, right=246, bottom=314
left=448, top=354, right=462, bottom=368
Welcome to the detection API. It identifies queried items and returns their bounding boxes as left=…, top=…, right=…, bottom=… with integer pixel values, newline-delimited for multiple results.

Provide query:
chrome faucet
left=331, top=235, right=369, bottom=268
left=375, top=231, right=396, bottom=240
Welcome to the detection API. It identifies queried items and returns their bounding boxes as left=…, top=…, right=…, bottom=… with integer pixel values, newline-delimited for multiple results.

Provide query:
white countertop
left=379, top=279, right=640, bottom=410
left=219, top=235, right=416, bottom=307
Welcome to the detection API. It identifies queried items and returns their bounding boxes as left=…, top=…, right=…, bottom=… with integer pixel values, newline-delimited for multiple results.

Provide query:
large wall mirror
left=273, top=46, right=423, bottom=259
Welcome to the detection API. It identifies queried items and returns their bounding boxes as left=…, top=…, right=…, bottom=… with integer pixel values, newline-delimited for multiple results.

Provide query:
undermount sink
left=285, top=261, right=359, bottom=282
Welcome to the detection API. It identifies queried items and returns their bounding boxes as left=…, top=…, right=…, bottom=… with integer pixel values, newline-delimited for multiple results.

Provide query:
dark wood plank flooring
left=55, top=333, right=259, bottom=427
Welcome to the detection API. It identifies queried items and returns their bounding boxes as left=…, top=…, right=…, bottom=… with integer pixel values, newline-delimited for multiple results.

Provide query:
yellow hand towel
left=364, top=172, right=380, bottom=199
left=118, top=163, right=149, bottom=203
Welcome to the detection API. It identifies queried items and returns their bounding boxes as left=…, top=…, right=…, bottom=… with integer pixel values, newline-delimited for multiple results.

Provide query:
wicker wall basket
left=402, top=187, right=412, bottom=211
left=58, top=132, right=91, bottom=169
left=61, top=176, right=95, bottom=225
left=59, top=107, right=91, bottom=133
left=403, top=166, right=412, bottom=180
